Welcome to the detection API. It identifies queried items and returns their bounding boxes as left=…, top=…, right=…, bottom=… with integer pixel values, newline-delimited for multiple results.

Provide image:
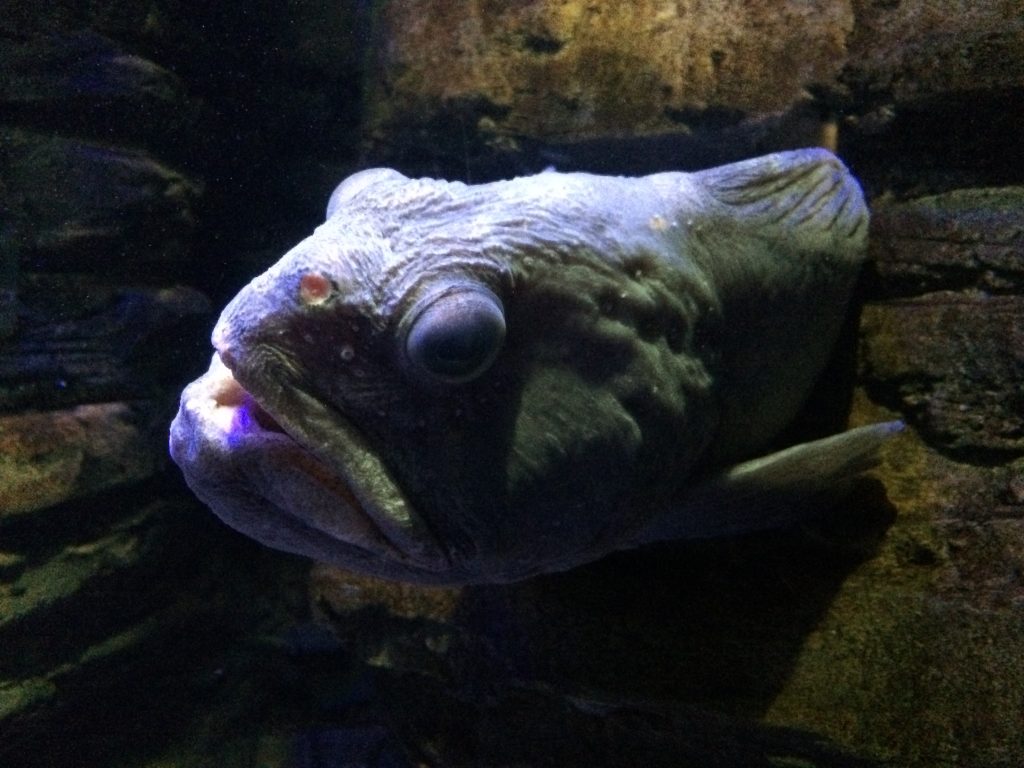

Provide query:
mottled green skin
left=170, top=149, right=871, bottom=584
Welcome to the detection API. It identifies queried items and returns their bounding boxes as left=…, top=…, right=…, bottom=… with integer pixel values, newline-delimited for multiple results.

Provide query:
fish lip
left=214, top=346, right=453, bottom=574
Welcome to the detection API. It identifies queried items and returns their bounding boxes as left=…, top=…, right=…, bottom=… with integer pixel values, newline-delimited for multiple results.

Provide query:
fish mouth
left=203, top=344, right=452, bottom=576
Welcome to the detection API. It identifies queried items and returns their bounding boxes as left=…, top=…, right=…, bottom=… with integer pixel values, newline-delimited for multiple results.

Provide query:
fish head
left=174, top=167, right=716, bottom=583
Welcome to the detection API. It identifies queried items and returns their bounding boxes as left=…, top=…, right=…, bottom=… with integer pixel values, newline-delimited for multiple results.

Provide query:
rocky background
left=1, top=2, right=1022, bottom=767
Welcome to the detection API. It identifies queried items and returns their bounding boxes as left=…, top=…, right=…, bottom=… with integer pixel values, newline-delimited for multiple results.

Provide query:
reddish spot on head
left=299, top=272, right=332, bottom=306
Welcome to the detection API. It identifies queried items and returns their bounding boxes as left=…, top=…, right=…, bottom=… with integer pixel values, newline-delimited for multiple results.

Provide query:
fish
left=169, top=148, right=901, bottom=585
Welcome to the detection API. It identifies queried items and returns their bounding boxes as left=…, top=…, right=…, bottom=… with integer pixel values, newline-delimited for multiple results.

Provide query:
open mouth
left=186, top=351, right=451, bottom=573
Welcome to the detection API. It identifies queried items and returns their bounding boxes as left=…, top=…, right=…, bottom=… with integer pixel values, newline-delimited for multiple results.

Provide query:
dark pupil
left=421, top=316, right=493, bottom=376
left=413, top=313, right=497, bottom=382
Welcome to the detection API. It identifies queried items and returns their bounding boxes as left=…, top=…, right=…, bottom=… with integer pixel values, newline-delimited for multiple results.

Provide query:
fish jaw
left=169, top=352, right=456, bottom=581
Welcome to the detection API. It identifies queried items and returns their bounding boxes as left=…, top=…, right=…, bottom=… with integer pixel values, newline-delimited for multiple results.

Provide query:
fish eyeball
left=403, top=286, right=505, bottom=384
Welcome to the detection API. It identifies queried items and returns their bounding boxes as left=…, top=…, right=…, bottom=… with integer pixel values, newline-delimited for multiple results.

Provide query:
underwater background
left=1, top=2, right=1022, bottom=766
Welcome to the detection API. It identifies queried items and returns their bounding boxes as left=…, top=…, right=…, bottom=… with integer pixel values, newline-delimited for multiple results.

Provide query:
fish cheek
left=503, top=366, right=643, bottom=554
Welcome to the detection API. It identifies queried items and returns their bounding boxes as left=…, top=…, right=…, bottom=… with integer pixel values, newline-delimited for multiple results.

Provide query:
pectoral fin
left=635, top=421, right=904, bottom=544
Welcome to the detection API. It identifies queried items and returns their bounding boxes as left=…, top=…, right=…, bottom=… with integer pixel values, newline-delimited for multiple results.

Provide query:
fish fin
left=697, top=147, right=868, bottom=243
left=635, top=421, right=904, bottom=544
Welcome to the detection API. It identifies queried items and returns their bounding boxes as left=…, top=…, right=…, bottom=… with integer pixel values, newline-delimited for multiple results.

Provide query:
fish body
left=170, top=148, right=897, bottom=584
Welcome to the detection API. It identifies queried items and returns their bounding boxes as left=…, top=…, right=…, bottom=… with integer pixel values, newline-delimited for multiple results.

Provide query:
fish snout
left=211, top=313, right=236, bottom=368
left=210, top=278, right=281, bottom=373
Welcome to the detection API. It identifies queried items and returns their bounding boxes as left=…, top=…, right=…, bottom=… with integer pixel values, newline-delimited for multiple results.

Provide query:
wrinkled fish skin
left=170, top=148, right=891, bottom=585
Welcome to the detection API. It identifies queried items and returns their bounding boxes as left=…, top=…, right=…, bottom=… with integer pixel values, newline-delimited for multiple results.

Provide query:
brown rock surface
left=360, top=0, right=1024, bottom=178
left=0, top=403, right=156, bottom=518
left=764, top=395, right=1024, bottom=765
left=860, top=294, right=1024, bottom=456
left=867, top=188, right=1024, bottom=297
left=366, top=0, right=853, bottom=140
left=844, top=0, right=1024, bottom=104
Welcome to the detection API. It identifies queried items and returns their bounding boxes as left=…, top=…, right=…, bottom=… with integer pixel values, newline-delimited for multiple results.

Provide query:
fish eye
left=403, top=285, right=506, bottom=384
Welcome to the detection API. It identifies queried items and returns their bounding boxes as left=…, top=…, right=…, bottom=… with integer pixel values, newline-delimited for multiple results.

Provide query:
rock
left=0, top=277, right=210, bottom=412
left=867, top=187, right=1024, bottom=297
left=362, top=0, right=850, bottom=173
left=365, top=0, right=852, bottom=137
left=311, top=565, right=461, bottom=681
left=311, top=564, right=459, bottom=624
left=359, top=0, right=1024, bottom=181
left=840, top=0, right=1024, bottom=196
left=0, top=403, right=158, bottom=518
left=844, top=0, right=1024, bottom=105
left=0, top=171, right=18, bottom=342
left=0, top=30, right=191, bottom=146
left=858, top=187, right=1024, bottom=459
left=859, top=294, right=1024, bottom=457
left=0, top=33, right=202, bottom=280
left=2, top=130, right=200, bottom=271
left=763, top=399, right=1024, bottom=766
left=0, top=492, right=314, bottom=768
left=0, top=500, right=174, bottom=735
left=0, top=551, right=26, bottom=578
left=0, top=15, right=314, bottom=768
left=376, top=670, right=885, bottom=768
